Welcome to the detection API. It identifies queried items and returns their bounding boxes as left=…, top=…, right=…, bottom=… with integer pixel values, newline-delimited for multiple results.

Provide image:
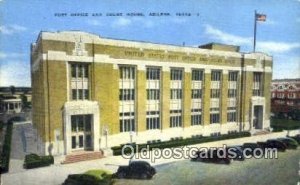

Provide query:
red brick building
left=271, top=78, right=300, bottom=113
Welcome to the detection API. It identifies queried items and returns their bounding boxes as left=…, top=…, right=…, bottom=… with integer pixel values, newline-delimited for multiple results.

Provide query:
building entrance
left=71, top=114, right=92, bottom=150
left=253, top=105, right=263, bottom=129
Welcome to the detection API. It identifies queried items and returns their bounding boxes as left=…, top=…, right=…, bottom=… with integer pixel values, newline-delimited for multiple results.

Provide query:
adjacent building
left=0, top=95, right=22, bottom=114
left=271, top=78, right=300, bottom=113
left=31, top=31, right=272, bottom=156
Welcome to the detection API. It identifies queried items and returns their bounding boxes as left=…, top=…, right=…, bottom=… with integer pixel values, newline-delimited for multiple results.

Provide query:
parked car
left=257, top=141, right=269, bottom=150
left=242, top=143, right=263, bottom=156
left=113, top=161, right=156, bottom=179
left=277, top=138, right=298, bottom=149
left=265, top=139, right=287, bottom=152
left=191, top=149, right=232, bottom=164
left=226, top=146, right=245, bottom=161
left=288, top=135, right=300, bottom=144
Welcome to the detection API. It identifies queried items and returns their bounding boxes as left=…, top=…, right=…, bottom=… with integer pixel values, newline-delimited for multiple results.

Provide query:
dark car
left=191, top=149, right=232, bottom=164
left=242, top=143, right=263, bottom=156
left=288, top=135, right=300, bottom=144
left=114, top=161, right=156, bottom=179
left=257, top=141, right=269, bottom=150
left=265, top=139, right=287, bottom=152
left=226, top=146, right=245, bottom=161
left=277, top=138, right=298, bottom=149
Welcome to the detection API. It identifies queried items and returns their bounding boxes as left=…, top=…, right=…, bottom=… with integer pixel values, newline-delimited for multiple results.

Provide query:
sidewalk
left=9, top=123, right=39, bottom=173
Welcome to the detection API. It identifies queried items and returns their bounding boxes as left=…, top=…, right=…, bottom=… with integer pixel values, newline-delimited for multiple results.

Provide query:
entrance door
left=253, top=105, right=263, bottom=129
left=71, top=115, right=92, bottom=150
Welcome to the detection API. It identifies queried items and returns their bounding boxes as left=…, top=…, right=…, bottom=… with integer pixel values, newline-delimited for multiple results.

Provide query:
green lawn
left=271, top=118, right=300, bottom=130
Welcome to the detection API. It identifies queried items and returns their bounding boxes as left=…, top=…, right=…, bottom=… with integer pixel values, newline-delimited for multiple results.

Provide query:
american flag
left=256, top=13, right=266, bottom=22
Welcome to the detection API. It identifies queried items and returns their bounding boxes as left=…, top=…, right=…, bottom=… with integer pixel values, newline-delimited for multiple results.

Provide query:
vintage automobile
left=288, top=135, right=300, bottom=144
left=277, top=138, right=298, bottom=149
left=113, top=161, right=156, bottom=179
left=226, top=145, right=245, bottom=161
left=191, top=149, right=232, bottom=164
left=265, top=139, right=287, bottom=152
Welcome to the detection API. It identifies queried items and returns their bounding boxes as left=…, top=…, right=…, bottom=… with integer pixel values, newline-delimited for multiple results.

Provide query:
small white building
left=0, top=97, right=22, bottom=114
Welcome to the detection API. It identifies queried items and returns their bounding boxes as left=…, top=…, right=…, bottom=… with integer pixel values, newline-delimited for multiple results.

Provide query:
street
left=114, top=148, right=300, bottom=185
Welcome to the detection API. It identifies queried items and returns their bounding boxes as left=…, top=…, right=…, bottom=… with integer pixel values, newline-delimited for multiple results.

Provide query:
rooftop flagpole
left=253, top=11, right=266, bottom=52
left=253, top=10, right=257, bottom=52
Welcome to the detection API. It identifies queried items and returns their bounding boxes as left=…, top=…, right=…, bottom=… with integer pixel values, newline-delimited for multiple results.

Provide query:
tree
left=9, top=85, right=15, bottom=95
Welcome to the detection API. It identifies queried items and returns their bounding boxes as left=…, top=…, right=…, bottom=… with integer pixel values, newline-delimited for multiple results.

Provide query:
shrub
left=112, top=131, right=251, bottom=155
left=23, top=153, right=54, bottom=169
left=0, top=122, right=13, bottom=174
left=63, top=169, right=114, bottom=185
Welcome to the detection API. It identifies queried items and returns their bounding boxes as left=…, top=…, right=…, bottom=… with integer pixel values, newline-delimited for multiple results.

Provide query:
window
left=171, top=89, right=182, bottom=99
left=70, top=63, right=89, bottom=100
left=146, top=68, right=160, bottom=80
left=228, top=89, right=237, bottom=98
left=171, top=69, right=183, bottom=80
left=71, top=115, right=92, bottom=132
left=210, top=113, right=220, bottom=124
left=119, top=89, right=135, bottom=101
left=170, top=115, right=182, bottom=127
left=191, top=114, right=201, bottom=125
left=119, top=66, right=136, bottom=132
left=211, top=71, right=221, bottom=81
left=227, top=112, right=237, bottom=122
left=119, top=66, right=135, bottom=79
left=211, top=89, right=220, bottom=98
left=253, top=72, right=263, bottom=96
left=71, top=63, right=89, bottom=78
left=120, top=119, right=135, bottom=132
left=146, top=117, right=160, bottom=130
left=192, top=70, right=203, bottom=81
left=228, top=71, right=238, bottom=81
left=147, top=89, right=160, bottom=100
left=191, top=89, right=202, bottom=99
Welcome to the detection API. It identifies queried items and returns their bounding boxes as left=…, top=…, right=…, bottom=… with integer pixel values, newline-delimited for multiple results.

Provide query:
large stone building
left=271, top=78, right=300, bottom=113
left=31, top=31, right=272, bottom=156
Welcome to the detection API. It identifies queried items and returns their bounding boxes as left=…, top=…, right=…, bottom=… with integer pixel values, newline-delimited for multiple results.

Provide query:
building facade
left=31, top=31, right=272, bottom=156
left=271, top=79, right=300, bottom=113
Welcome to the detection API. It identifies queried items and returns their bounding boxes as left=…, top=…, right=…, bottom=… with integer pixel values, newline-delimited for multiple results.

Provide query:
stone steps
left=62, top=151, right=104, bottom=164
left=253, top=130, right=270, bottom=136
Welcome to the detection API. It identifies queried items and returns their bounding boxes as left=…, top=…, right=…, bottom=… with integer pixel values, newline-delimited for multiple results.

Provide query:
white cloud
left=111, top=18, right=132, bottom=28
left=273, top=56, right=300, bottom=79
left=87, top=19, right=102, bottom=26
left=256, top=42, right=300, bottom=53
left=0, top=60, right=30, bottom=86
left=0, top=24, right=27, bottom=35
left=204, top=24, right=300, bottom=54
left=0, top=51, right=25, bottom=59
left=204, top=24, right=251, bottom=45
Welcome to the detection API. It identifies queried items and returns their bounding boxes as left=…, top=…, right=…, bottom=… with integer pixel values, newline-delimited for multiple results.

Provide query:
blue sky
left=0, top=0, right=299, bottom=87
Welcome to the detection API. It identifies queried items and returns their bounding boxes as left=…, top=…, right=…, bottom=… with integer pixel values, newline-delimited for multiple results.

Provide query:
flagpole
left=253, top=10, right=257, bottom=52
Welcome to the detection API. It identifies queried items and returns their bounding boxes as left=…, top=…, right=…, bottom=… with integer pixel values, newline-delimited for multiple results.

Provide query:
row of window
left=119, top=111, right=237, bottom=132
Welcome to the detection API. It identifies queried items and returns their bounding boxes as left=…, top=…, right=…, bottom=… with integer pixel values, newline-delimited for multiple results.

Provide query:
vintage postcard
left=0, top=0, right=299, bottom=185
